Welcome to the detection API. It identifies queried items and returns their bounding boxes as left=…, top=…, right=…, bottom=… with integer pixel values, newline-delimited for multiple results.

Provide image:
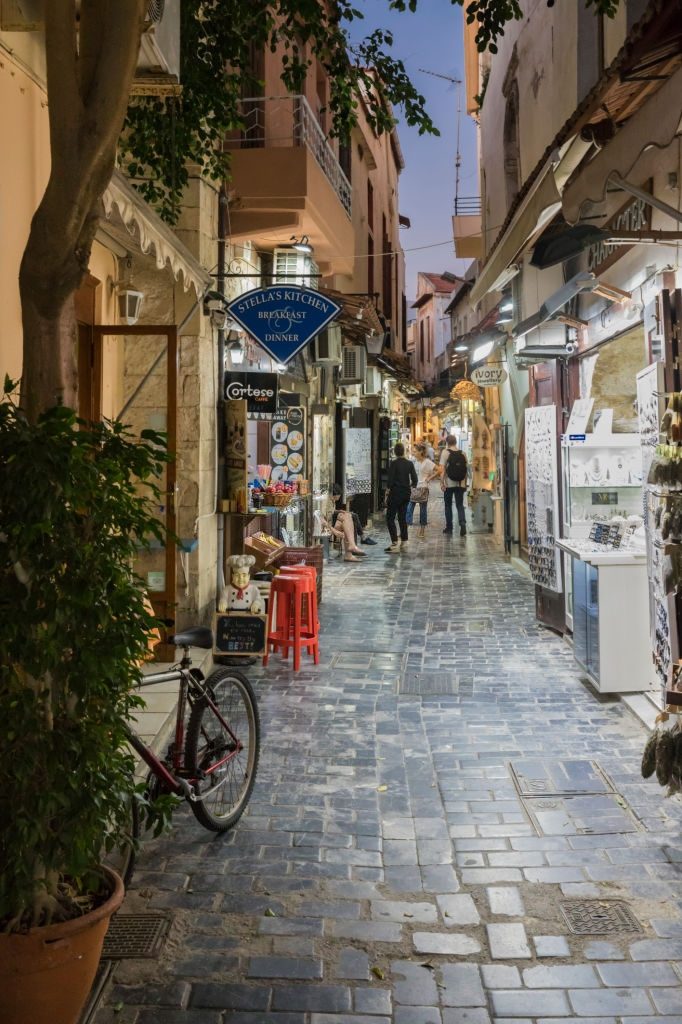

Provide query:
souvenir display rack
left=525, top=405, right=562, bottom=593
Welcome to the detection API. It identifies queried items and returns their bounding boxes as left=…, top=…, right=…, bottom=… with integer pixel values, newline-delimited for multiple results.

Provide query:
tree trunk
left=19, top=0, right=147, bottom=423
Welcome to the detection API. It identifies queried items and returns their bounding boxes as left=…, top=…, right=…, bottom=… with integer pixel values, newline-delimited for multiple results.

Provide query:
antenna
left=417, top=68, right=465, bottom=212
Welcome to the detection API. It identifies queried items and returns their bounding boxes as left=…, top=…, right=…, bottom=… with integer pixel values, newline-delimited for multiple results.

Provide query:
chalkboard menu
left=213, top=612, right=267, bottom=656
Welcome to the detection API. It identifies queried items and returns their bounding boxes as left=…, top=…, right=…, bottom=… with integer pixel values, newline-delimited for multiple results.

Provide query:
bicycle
left=113, top=625, right=260, bottom=883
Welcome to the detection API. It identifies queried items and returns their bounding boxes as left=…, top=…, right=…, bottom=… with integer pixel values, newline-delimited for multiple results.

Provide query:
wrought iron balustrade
left=227, top=95, right=352, bottom=217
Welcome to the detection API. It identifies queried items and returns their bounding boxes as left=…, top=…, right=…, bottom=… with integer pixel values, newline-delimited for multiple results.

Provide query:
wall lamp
left=114, top=256, right=144, bottom=326
left=291, top=235, right=314, bottom=255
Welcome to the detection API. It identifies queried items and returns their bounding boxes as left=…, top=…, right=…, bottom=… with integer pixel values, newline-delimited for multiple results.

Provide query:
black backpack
left=446, top=449, right=467, bottom=483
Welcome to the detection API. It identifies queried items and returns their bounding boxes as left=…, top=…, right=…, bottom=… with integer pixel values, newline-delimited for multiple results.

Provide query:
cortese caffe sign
left=227, top=285, right=342, bottom=366
left=471, top=366, right=508, bottom=388
left=224, top=372, right=278, bottom=413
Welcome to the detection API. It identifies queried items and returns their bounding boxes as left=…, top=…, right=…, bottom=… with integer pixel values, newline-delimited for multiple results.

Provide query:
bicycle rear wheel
left=185, top=667, right=260, bottom=831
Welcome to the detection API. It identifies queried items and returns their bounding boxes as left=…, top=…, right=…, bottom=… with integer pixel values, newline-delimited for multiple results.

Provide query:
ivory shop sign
left=471, top=366, right=508, bottom=387
left=225, top=372, right=278, bottom=413
left=227, top=285, right=341, bottom=365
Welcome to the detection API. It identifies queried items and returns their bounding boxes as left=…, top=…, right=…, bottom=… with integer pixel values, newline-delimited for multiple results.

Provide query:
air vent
left=339, top=346, right=366, bottom=384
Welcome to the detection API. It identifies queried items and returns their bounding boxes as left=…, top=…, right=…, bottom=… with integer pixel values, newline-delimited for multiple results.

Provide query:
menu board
left=525, top=405, right=562, bottom=593
left=269, top=407, right=306, bottom=483
left=225, top=399, right=248, bottom=510
left=213, top=612, right=267, bottom=656
left=346, top=427, right=372, bottom=495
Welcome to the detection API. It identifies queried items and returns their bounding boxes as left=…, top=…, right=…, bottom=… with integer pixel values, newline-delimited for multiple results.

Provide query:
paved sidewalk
left=99, top=510, right=682, bottom=1024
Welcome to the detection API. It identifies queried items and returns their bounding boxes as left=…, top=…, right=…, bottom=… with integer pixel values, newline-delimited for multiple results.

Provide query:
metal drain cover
left=560, top=900, right=642, bottom=935
left=101, top=913, right=170, bottom=959
left=398, top=672, right=459, bottom=695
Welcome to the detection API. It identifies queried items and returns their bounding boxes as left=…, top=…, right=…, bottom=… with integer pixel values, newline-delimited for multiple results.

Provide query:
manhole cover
left=397, top=672, right=459, bottom=695
left=511, top=759, right=613, bottom=796
left=520, top=793, right=639, bottom=836
left=560, top=900, right=642, bottom=935
left=101, top=914, right=170, bottom=959
left=427, top=618, right=492, bottom=635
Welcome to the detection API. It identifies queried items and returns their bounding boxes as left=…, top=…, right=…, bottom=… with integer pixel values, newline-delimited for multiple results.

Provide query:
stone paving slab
left=97, top=529, right=682, bottom=1023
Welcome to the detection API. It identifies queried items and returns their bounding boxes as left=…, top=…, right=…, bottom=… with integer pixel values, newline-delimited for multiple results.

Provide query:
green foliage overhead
left=0, top=386, right=169, bottom=931
left=121, top=0, right=621, bottom=221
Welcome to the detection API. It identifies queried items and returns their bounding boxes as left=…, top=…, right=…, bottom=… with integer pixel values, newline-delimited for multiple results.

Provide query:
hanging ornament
left=451, top=379, right=481, bottom=402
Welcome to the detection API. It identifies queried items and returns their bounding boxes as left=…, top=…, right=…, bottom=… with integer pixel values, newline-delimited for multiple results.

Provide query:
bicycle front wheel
left=185, top=668, right=260, bottom=831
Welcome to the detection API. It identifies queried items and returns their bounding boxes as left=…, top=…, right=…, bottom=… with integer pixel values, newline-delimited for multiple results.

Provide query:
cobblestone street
left=101, top=519, right=682, bottom=1024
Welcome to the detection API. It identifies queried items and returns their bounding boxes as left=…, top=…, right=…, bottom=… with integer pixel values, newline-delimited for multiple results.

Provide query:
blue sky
left=349, top=0, right=479, bottom=301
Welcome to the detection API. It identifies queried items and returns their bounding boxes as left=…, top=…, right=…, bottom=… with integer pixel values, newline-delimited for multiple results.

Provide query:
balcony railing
left=227, top=95, right=352, bottom=217
left=453, top=195, right=481, bottom=216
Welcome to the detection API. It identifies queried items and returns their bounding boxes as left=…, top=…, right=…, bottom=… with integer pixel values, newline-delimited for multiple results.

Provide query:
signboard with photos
left=269, top=406, right=306, bottom=484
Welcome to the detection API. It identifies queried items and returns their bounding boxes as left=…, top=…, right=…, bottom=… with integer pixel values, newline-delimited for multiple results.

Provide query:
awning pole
left=610, top=173, right=682, bottom=225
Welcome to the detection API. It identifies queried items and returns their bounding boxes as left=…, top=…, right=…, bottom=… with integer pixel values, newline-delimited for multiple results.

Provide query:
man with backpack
left=440, top=435, right=468, bottom=537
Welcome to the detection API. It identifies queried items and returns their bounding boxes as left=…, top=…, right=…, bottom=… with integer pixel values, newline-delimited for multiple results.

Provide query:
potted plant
left=0, top=384, right=169, bottom=1024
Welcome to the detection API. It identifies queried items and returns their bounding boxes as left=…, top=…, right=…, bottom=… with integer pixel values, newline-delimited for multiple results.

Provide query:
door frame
left=92, top=325, right=178, bottom=639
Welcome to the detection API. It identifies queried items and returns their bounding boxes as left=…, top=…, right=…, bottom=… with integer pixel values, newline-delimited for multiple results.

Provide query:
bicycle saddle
left=169, top=626, right=213, bottom=649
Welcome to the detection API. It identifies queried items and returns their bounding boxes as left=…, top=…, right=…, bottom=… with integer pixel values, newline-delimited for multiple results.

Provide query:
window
left=419, top=320, right=425, bottom=366
left=367, top=232, right=374, bottom=296
left=401, top=293, right=407, bottom=352
left=339, top=141, right=351, bottom=182
left=367, top=180, right=374, bottom=232
left=382, top=215, right=392, bottom=320
left=503, top=81, right=521, bottom=207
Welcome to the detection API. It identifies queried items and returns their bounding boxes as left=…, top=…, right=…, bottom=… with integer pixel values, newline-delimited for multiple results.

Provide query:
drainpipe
left=216, top=184, right=228, bottom=596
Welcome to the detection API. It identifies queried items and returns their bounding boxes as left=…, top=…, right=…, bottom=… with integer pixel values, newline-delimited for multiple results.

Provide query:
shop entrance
left=90, top=326, right=178, bottom=645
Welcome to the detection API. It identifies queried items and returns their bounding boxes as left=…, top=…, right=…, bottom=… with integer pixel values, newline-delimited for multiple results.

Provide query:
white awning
left=562, top=63, right=682, bottom=224
left=102, top=170, right=212, bottom=296
left=469, top=158, right=563, bottom=307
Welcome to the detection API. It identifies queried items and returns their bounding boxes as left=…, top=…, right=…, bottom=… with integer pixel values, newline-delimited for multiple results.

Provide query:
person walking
left=440, top=435, right=468, bottom=537
left=406, top=443, right=438, bottom=539
left=385, top=442, right=417, bottom=553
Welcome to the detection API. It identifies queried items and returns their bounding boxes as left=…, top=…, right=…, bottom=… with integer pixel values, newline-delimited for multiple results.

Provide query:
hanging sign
left=227, top=285, right=342, bottom=366
left=471, top=366, right=508, bottom=388
left=225, top=372, right=278, bottom=413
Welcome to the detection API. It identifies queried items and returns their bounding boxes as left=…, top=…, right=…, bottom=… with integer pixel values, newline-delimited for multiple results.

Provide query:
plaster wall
left=478, top=1, right=578, bottom=263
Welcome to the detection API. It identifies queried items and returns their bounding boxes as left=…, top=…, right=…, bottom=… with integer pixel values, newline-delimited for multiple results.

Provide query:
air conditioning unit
left=273, top=248, right=320, bottom=287
left=363, top=366, right=382, bottom=396
left=0, top=0, right=42, bottom=30
left=133, top=0, right=181, bottom=94
left=312, top=325, right=342, bottom=365
left=339, top=345, right=367, bottom=384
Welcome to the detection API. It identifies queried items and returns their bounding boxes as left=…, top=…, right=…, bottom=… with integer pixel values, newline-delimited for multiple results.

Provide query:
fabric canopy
left=469, top=160, right=562, bottom=306
left=562, top=64, right=682, bottom=225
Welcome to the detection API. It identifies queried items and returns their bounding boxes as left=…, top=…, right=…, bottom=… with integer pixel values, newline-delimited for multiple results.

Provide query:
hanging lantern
left=451, top=379, right=481, bottom=402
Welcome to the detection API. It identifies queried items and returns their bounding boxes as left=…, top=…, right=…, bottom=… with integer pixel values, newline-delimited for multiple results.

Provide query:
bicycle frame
left=125, top=654, right=245, bottom=804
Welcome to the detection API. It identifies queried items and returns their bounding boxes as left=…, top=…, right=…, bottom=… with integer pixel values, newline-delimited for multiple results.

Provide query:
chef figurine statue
left=218, top=554, right=264, bottom=614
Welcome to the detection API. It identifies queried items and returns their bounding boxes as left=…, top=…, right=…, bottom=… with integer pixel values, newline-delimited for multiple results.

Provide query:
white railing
left=228, top=95, right=352, bottom=217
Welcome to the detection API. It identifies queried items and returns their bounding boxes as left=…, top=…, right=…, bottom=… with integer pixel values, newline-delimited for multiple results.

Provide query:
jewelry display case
left=561, top=435, right=644, bottom=538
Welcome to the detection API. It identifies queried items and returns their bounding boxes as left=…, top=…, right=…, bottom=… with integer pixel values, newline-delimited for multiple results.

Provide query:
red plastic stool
left=264, top=574, right=319, bottom=672
left=276, top=569, right=319, bottom=630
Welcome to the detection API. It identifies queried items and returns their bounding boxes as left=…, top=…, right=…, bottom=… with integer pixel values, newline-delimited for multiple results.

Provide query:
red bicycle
left=115, top=625, right=260, bottom=881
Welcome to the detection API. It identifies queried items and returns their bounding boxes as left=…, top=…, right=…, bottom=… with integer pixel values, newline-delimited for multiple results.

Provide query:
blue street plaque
left=227, top=285, right=342, bottom=365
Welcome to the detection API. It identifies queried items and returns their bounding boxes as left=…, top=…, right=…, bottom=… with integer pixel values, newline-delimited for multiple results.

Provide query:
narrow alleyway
left=103, top=508, right=682, bottom=1024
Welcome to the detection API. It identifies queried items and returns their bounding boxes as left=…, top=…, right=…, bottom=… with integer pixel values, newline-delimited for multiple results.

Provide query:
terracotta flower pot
left=0, top=867, right=124, bottom=1024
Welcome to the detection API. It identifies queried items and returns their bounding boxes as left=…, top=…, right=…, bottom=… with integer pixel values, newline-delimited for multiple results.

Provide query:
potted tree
left=0, top=388, right=168, bottom=1024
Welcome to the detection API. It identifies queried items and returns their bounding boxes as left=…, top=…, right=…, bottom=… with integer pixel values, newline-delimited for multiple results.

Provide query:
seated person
left=330, top=484, right=377, bottom=546
left=320, top=485, right=368, bottom=562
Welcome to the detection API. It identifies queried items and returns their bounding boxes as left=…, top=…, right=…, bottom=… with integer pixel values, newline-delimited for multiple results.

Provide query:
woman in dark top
left=385, top=442, right=417, bottom=553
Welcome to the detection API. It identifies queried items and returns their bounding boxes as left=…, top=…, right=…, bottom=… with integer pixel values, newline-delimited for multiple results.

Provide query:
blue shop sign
left=227, top=285, right=342, bottom=365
